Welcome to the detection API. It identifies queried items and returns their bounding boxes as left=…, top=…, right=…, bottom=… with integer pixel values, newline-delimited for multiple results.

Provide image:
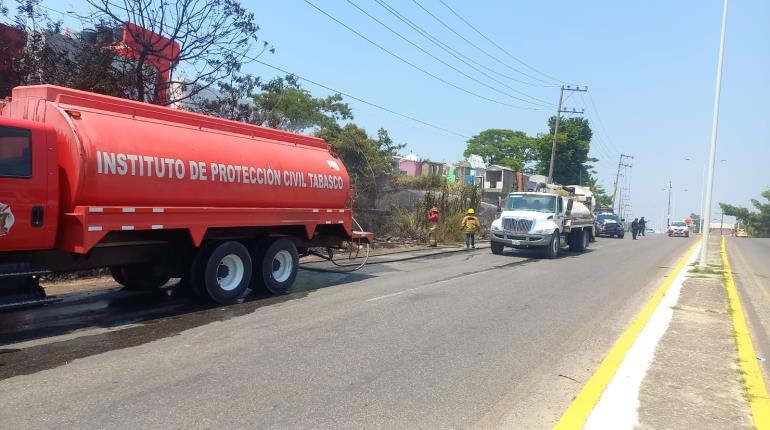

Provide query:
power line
left=250, top=59, right=471, bottom=139
left=23, top=3, right=473, bottom=139
left=302, top=0, right=547, bottom=111
left=584, top=91, right=620, bottom=154
left=437, top=0, right=563, bottom=85
left=372, top=0, right=557, bottom=92
left=413, top=0, right=559, bottom=86
left=344, top=0, right=552, bottom=108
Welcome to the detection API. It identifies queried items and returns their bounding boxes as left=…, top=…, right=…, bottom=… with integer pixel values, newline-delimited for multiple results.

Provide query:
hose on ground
left=300, top=217, right=371, bottom=273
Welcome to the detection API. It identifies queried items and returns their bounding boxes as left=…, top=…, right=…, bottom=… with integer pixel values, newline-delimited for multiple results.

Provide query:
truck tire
left=545, top=231, right=560, bottom=259
left=257, top=238, right=299, bottom=295
left=618, top=232, right=625, bottom=239
left=491, top=242, right=505, bottom=255
left=575, top=229, right=589, bottom=252
left=110, top=263, right=170, bottom=291
left=568, top=231, right=580, bottom=252
left=190, top=241, right=253, bottom=304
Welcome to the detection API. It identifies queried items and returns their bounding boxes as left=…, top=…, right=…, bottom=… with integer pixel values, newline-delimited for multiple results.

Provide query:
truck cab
left=489, top=189, right=595, bottom=259
left=0, top=118, right=59, bottom=252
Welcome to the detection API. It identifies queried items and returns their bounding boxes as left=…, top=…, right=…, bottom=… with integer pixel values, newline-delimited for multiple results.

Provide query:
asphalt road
left=0, top=235, right=692, bottom=429
left=726, top=238, right=770, bottom=389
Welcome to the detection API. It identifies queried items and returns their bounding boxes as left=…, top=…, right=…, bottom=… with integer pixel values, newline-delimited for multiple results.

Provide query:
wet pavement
left=0, top=270, right=370, bottom=379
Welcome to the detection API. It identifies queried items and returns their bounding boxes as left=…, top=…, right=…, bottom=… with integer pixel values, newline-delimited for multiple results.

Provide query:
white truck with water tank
left=489, top=184, right=596, bottom=258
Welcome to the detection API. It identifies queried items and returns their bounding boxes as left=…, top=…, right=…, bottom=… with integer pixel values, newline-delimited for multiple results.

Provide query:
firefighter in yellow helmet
left=461, top=208, right=480, bottom=249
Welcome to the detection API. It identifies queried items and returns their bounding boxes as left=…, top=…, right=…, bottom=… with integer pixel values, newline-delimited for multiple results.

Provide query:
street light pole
left=700, top=0, right=729, bottom=267
left=667, top=180, right=672, bottom=227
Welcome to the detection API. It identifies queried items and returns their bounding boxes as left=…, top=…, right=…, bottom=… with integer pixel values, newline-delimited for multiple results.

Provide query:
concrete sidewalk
left=636, top=239, right=754, bottom=429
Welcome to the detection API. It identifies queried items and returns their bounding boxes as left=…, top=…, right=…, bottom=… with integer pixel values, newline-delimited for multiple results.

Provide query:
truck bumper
left=490, top=231, right=548, bottom=247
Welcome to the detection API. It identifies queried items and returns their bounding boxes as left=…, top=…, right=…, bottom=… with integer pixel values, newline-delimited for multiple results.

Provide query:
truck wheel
left=491, top=242, right=505, bottom=255
left=568, top=231, right=580, bottom=252
left=618, top=232, right=625, bottom=239
left=545, top=232, right=560, bottom=259
left=110, top=263, right=170, bottom=291
left=191, top=241, right=253, bottom=304
left=258, top=238, right=299, bottom=295
left=575, top=229, right=589, bottom=252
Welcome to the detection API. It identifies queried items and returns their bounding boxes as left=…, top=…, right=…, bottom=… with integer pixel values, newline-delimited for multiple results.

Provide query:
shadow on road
left=0, top=270, right=372, bottom=380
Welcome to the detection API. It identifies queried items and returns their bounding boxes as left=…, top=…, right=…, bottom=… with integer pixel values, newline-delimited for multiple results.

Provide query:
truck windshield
left=0, top=126, right=32, bottom=178
left=506, top=195, right=556, bottom=213
left=597, top=214, right=620, bottom=222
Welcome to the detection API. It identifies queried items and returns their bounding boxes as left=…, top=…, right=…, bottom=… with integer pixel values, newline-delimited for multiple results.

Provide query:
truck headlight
left=491, top=222, right=502, bottom=231
left=532, top=226, right=555, bottom=235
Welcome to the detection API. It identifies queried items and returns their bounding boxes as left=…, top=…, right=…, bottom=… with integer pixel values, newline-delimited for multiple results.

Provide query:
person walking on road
left=461, top=208, right=480, bottom=249
left=631, top=217, right=639, bottom=240
left=639, top=217, right=647, bottom=236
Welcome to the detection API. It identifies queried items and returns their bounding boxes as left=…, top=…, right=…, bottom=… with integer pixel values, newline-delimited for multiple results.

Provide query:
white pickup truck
left=489, top=188, right=596, bottom=258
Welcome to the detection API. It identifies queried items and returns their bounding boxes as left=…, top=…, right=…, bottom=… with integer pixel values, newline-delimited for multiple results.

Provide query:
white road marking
left=584, top=243, right=701, bottom=429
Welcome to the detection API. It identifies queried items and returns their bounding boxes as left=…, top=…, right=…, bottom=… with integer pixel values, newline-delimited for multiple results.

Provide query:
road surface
left=0, top=235, right=692, bottom=429
left=726, top=238, right=770, bottom=389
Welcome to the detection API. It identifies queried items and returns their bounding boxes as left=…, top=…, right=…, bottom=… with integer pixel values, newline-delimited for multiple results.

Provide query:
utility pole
left=667, top=180, right=672, bottom=227
left=611, top=154, right=633, bottom=213
left=700, top=0, right=729, bottom=267
left=548, top=85, right=587, bottom=183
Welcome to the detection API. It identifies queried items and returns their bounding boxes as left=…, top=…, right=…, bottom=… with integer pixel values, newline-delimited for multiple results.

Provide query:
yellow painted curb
left=722, top=237, right=770, bottom=430
left=553, top=242, right=699, bottom=430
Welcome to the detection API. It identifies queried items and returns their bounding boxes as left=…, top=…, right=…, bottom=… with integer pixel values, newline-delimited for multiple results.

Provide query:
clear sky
left=41, top=0, right=770, bottom=229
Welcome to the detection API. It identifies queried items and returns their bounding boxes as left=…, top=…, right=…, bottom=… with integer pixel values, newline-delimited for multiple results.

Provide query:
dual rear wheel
left=189, top=238, right=300, bottom=304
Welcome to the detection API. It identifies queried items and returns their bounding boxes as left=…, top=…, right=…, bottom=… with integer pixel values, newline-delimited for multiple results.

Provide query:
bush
left=392, top=175, right=446, bottom=191
left=379, top=182, right=482, bottom=244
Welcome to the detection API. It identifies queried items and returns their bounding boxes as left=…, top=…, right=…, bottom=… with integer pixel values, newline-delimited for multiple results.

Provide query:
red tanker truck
left=0, top=85, right=371, bottom=307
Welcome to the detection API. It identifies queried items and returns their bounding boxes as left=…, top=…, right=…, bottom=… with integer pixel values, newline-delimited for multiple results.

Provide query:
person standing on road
left=461, top=208, right=480, bottom=249
left=639, top=217, right=647, bottom=236
left=427, top=207, right=440, bottom=247
left=631, top=217, right=639, bottom=240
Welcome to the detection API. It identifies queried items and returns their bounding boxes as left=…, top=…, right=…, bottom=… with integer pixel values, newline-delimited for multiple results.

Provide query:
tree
left=1, top=1, right=134, bottom=99
left=252, top=75, right=352, bottom=132
left=721, top=190, right=770, bottom=237
left=463, top=129, right=535, bottom=171
left=317, top=124, right=403, bottom=207
left=86, top=0, right=272, bottom=105
left=533, top=116, right=593, bottom=185
left=689, top=212, right=702, bottom=233
left=189, top=73, right=259, bottom=122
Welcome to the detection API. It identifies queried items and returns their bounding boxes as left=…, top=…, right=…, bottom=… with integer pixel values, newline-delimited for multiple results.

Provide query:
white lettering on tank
left=256, top=168, right=265, bottom=184
left=155, top=157, right=165, bottom=177
left=103, top=152, right=117, bottom=175
left=218, top=164, right=226, bottom=182
left=209, top=163, right=218, bottom=181
left=189, top=161, right=199, bottom=180
left=198, top=162, right=207, bottom=180
left=174, top=159, right=185, bottom=179
left=116, top=153, right=128, bottom=175
left=97, top=151, right=103, bottom=174
left=126, top=154, right=138, bottom=176
left=144, top=156, right=154, bottom=177
left=164, top=159, right=175, bottom=179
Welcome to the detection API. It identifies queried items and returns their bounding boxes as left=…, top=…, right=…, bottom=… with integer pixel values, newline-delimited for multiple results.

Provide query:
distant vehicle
left=489, top=185, right=596, bottom=259
left=595, top=213, right=625, bottom=239
left=645, top=228, right=655, bottom=234
left=668, top=221, right=690, bottom=238
left=736, top=228, right=748, bottom=237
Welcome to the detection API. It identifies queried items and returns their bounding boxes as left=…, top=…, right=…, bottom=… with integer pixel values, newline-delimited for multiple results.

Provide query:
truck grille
left=502, top=217, right=533, bottom=233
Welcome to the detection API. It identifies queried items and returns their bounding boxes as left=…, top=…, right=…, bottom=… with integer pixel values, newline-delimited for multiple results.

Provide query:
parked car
left=668, top=221, right=690, bottom=237
left=736, top=228, right=748, bottom=237
left=595, top=213, right=625, bottom=238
